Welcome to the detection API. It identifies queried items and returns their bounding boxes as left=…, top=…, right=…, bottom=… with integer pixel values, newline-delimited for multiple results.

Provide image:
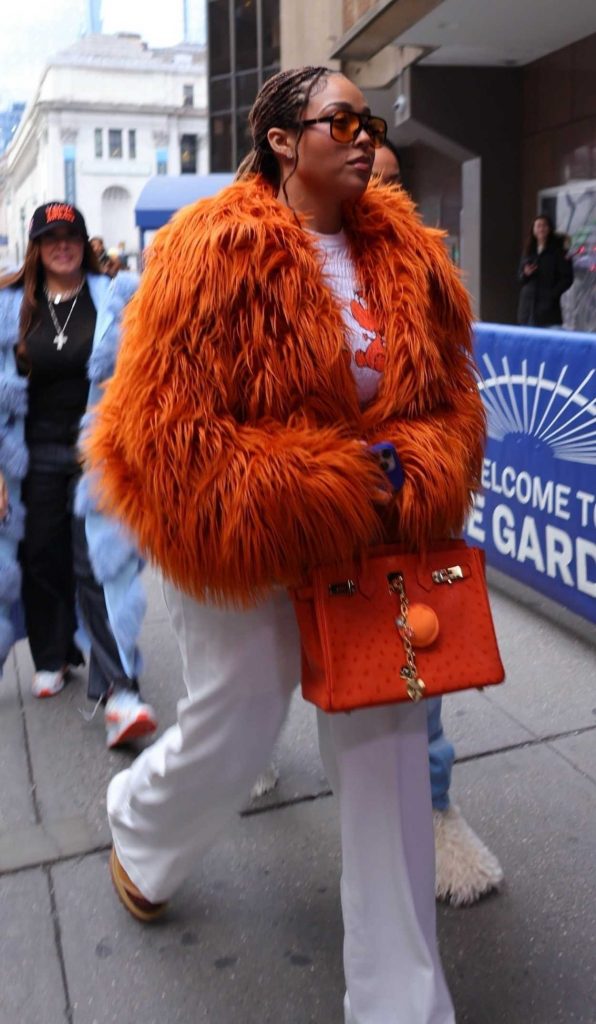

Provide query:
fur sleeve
left=368, top=234, right=485, bottom=547
left=83, top=216, right=384, bottom=605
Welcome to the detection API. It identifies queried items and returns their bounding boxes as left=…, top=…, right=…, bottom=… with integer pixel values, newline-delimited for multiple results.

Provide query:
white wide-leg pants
left=107, top=584, right=455, bottom=1024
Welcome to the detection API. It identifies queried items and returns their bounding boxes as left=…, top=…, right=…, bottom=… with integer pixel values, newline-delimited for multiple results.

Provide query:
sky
left=0, top=0, right=206, bottom=106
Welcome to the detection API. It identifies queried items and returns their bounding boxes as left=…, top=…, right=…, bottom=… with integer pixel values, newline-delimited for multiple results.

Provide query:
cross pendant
left=54, top=332, right=67, bottom=351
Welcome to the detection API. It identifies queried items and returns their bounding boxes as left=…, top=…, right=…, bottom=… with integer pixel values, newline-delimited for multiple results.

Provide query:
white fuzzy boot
left=250, top=763, right=280, bottom=799
left=434, top=804, right=504, bottom=906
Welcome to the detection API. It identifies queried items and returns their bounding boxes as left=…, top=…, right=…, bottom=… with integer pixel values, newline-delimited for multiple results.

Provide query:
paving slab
left=5, top=566, right=596, bottom=1024
left=141, top=570, right=170, bottom=624
left=0, top=815, right=107, bottom=874
left=0, top=648, right=36, bottom=831
left=246, top=692, right=330, bottom=812
left=482, top=588, right=596, bottom=738
left=49, top=733, right=596, bottom=1024
left=437, top=686, right=534, bottom=761
left=0, top=868, right=66, bottom=1024
left=439, top=744, right=596, bottom=1024
left=14, top=637, right=137, bottom=837
left=550, top=729, right=596, bottom=784
left=16, top=569, right=595, bottom=848
left=14, top=575, right=184, bottom=839
left=53, top=800, right=345, bottom=1024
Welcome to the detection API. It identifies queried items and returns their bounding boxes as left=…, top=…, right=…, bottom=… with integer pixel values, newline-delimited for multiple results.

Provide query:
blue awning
left=134, top=174, right=235, bottom=230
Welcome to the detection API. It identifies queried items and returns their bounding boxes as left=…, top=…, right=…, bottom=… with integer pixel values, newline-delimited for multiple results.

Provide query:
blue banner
left=466, top=323, right=596, bottom=623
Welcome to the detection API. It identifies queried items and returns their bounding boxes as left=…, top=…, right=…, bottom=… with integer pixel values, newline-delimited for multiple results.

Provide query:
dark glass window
left=180, top=133, right=198, bottom=173
left=210, top=114, right=233, bottom=171
left=108, top=129, right=122, bottom=158
left=208, top=0, right=231, bottom=76
left=210, top=76, right=232, bottom=112
left=235, top=0, right=257, bottom=71
left=208, top=0, right=280, bottom=171
left=128, top=129, right=136, bottom=159
left=183, top=84, right=194, bottom=107
left=236, top=111, right=252, bottom=165
left=236, top=70, right=258, bottom=108
left=263, top=63, right=280, bottom=84
left=94, top=128, right=103, bottom=158
left=262, top=0, right=280, bottom=66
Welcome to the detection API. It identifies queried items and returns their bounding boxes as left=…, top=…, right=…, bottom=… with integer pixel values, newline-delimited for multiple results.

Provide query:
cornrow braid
left=236, top=66, right=338, bottom=197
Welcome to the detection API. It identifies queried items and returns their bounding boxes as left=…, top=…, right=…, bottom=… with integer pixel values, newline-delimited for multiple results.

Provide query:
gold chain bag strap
left=388, top=570, right=426, bottom=702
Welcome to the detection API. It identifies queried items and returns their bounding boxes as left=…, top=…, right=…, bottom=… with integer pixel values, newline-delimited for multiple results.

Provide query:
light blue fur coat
left=0, top=272, right=144, bottom=677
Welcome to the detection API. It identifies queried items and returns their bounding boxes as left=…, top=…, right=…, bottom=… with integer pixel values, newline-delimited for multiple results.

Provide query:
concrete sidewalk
left=0, top=574, right=594, bottom=1024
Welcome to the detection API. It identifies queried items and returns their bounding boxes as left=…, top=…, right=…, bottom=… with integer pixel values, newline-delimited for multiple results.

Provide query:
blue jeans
left=427, top=697, right=454, bottom=811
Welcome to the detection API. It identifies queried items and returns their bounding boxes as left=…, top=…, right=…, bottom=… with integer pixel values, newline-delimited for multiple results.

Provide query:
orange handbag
left=291, top=541, right=505, bottom=712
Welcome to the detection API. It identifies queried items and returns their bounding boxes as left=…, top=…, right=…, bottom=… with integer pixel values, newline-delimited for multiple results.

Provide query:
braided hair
left=236, top=66, right=339, bottom=203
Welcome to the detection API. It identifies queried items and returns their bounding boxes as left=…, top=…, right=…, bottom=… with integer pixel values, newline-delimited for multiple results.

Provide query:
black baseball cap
left=29, top=202, right=88, bottom=240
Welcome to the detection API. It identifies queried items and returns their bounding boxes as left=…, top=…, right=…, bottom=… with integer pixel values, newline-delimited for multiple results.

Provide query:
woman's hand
left=523, top=262, right=537, bottom=276
left=0, top=472, right=9, bottom=522
left=360, top=442, right=394, bottom=506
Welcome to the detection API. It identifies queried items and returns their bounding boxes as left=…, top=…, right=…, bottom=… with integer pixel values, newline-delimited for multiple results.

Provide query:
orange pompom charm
left=408, top=603, right=440, bottom=648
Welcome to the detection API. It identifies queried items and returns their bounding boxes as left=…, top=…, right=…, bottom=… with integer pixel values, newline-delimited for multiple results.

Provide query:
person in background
left=373, top=140, right=504, bottom=906
left=0, top=202, right=156, bottom=748
left=112, top=244, right=129, bottom=271
left=372, top=136, right=402, bottom=185
left=517, top=214, right=573, bottom=328
left=89, top=236, right=120, bottom=279
left=86, top=66, right=488, bottom=1023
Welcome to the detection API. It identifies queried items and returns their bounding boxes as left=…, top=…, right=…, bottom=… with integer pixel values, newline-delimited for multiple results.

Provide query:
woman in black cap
left=0, top=202, right=156, bottom=748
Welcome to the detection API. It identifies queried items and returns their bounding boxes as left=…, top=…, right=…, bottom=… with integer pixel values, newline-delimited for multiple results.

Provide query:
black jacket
left=517, top=242, right=573, bottom=327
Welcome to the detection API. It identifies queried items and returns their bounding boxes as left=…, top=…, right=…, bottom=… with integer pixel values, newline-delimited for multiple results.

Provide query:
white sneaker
left=104, top=690, right=158, bottom=749
left=32, top=668, right=66, bottom=699
left=434, top=804, right=504, bottom=906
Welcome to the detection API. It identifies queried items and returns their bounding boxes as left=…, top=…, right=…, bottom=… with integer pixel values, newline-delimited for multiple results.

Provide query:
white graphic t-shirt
left=311, top=229, right=386, bottom=406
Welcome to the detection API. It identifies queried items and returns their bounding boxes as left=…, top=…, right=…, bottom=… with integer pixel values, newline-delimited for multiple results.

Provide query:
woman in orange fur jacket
left=86, top=68, right=485, bottom=1023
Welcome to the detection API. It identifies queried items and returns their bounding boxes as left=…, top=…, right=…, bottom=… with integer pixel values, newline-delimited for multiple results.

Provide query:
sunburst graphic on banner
left=476, top=355, right=596, bottom=466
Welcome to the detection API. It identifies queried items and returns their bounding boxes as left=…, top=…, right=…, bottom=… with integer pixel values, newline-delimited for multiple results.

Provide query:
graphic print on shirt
left=350, top=291, right=387, bottom=373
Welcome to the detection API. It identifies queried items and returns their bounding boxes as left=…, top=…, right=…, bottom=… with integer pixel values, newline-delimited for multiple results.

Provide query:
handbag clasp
left=328, top=580, right=357, bottom=597
left=431, top=565, right=464, bottom=585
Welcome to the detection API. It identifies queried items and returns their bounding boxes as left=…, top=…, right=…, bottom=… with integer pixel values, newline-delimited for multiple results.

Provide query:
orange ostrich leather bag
left=291, top=541, right=505, bottom=712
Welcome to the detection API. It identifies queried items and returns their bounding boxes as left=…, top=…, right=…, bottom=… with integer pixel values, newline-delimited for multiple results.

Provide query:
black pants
left=20, top=443, right=137, bottom=700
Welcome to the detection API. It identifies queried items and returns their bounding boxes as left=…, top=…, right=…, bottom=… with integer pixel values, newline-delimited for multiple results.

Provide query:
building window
left=210, top=76, right=232, bottom=113
left=128, top=129, right=136, bottom=159
left=262, top=0, right=280, bottom=66
left=94, top=128, right=103, bottom=158
left=183, top=84, right=194, bottom=107
left=237, top=70, right=258, bottom=108
left=108, top=129, right=123, bottom=158
left=210, top=114, right=232, bottom=171
left=180, top=133, right=198, bottom=173
left=208, top=0, right=280, bottom=171
left=156, top=147, right=168, bottom=175
left=236, top=111, right=252, bottom=165
left=208, top=0, right=231, bottom=76
left=235, top=0, right=257, bottom=71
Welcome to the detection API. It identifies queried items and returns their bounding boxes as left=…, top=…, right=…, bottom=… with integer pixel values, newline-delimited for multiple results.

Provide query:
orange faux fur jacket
left=84, top=176, right=485, bottom=605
